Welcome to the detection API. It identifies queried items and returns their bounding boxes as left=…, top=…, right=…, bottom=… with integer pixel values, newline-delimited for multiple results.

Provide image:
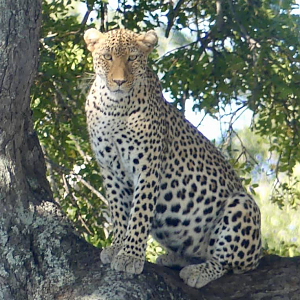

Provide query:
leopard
left=84, top=27, right=262, bottom=289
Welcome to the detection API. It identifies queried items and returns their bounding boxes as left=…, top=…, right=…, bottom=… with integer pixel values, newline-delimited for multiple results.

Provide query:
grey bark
left=1, top=0, right=300, bottom=300
left=0, top=0, right=79, bottom=298
left=57, top=255, right=300, bottom=300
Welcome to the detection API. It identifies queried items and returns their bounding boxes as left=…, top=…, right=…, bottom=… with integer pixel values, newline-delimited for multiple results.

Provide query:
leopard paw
left=100, top=244, right=122, bottom=264
left=156, top=253, right=189, bottom=268
left=179, top=264, right=210, bottom=288
left=111, top=252, right=144, bottom=274
left=179, top=260, right=226, bottom=289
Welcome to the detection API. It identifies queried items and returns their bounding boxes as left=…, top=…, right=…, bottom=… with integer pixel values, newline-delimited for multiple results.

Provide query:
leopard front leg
left=100, top=171, right=133, bottom=265
left=111, top=170, right=159, bottom=274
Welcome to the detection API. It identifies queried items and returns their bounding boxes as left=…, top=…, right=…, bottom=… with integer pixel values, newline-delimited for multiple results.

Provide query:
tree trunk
left=0, top=1, right=300, bottom=299
left=0, top=0, right=82, bottom=298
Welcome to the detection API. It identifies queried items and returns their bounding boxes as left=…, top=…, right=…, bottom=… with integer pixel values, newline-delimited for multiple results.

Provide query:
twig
left=156, top=29, right=213, bottom=64
left=213, top=103, right=248, bottom=144
left=221, top=103, right=248, bottom=126
left=227, top=0, right=260, bottom=50
left=69, top=134, right=91, bottom=165
left=62, top=174, right=94, bottom=235
left=155, top=40, right=198, bottom=63
left=231, top=127, right=259, bottom=165
left=44, top=156, right=108, bottom=206
left=196, top=111, right=208, bottom=128
left=79, top=176, right=108, bottom=206
left=40, top=1, right=95, bottom=43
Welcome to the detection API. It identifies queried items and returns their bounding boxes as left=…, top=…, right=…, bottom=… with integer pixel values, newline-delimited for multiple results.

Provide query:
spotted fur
left=84, top=28, right=262, bottom=288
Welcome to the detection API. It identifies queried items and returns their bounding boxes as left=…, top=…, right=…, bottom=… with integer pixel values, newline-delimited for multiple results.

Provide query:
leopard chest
left=87, top=111, right=148, bottom=182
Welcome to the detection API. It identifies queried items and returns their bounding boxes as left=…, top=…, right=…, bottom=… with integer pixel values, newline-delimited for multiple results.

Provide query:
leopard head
left=84, top=28, right=157, bottom=94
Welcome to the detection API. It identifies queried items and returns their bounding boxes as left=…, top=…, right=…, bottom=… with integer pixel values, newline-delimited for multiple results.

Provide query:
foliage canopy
left=32, top=0, right=300, bottom=250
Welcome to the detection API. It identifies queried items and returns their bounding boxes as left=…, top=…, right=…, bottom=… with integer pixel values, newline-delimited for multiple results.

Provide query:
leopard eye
left=128, top=54, right=138, bottom=62
left=103, top=53, right=112, bottom=60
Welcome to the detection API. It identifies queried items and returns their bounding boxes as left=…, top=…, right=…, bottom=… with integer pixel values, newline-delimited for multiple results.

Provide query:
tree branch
left=57, top=255, right=300, bottom=299
left=216, top=0, right=223, bottom=32
left=156, top=29, right=213, bottom=63
left=165, top=0, right=186, bottom=38
left=227, top=0, right=260, bottom=50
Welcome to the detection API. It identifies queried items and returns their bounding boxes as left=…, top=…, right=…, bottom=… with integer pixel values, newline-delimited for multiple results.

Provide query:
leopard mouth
left=109, top=85, right=133, bottom=95
left=113, top=89, right=124, bottom=93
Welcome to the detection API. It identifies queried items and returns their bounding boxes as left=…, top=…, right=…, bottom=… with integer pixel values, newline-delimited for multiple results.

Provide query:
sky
left=183, top=99, right=252, bottom=140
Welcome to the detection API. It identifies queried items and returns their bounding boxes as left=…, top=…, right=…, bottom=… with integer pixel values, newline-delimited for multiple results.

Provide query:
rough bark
left=0, top=0, right=81, bottom=298
left=57, top=255, right=300, bottom=300
left=1, top=0, right=300, bottom=300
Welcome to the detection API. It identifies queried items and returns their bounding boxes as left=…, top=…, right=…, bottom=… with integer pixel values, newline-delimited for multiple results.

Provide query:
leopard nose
left=113, top=79, right=127, bottom=86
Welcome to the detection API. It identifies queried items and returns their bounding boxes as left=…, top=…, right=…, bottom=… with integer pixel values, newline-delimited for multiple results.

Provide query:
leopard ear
left=136, top=30, right=158, bottom=53
left=84, top=28, right=105, bottom=52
